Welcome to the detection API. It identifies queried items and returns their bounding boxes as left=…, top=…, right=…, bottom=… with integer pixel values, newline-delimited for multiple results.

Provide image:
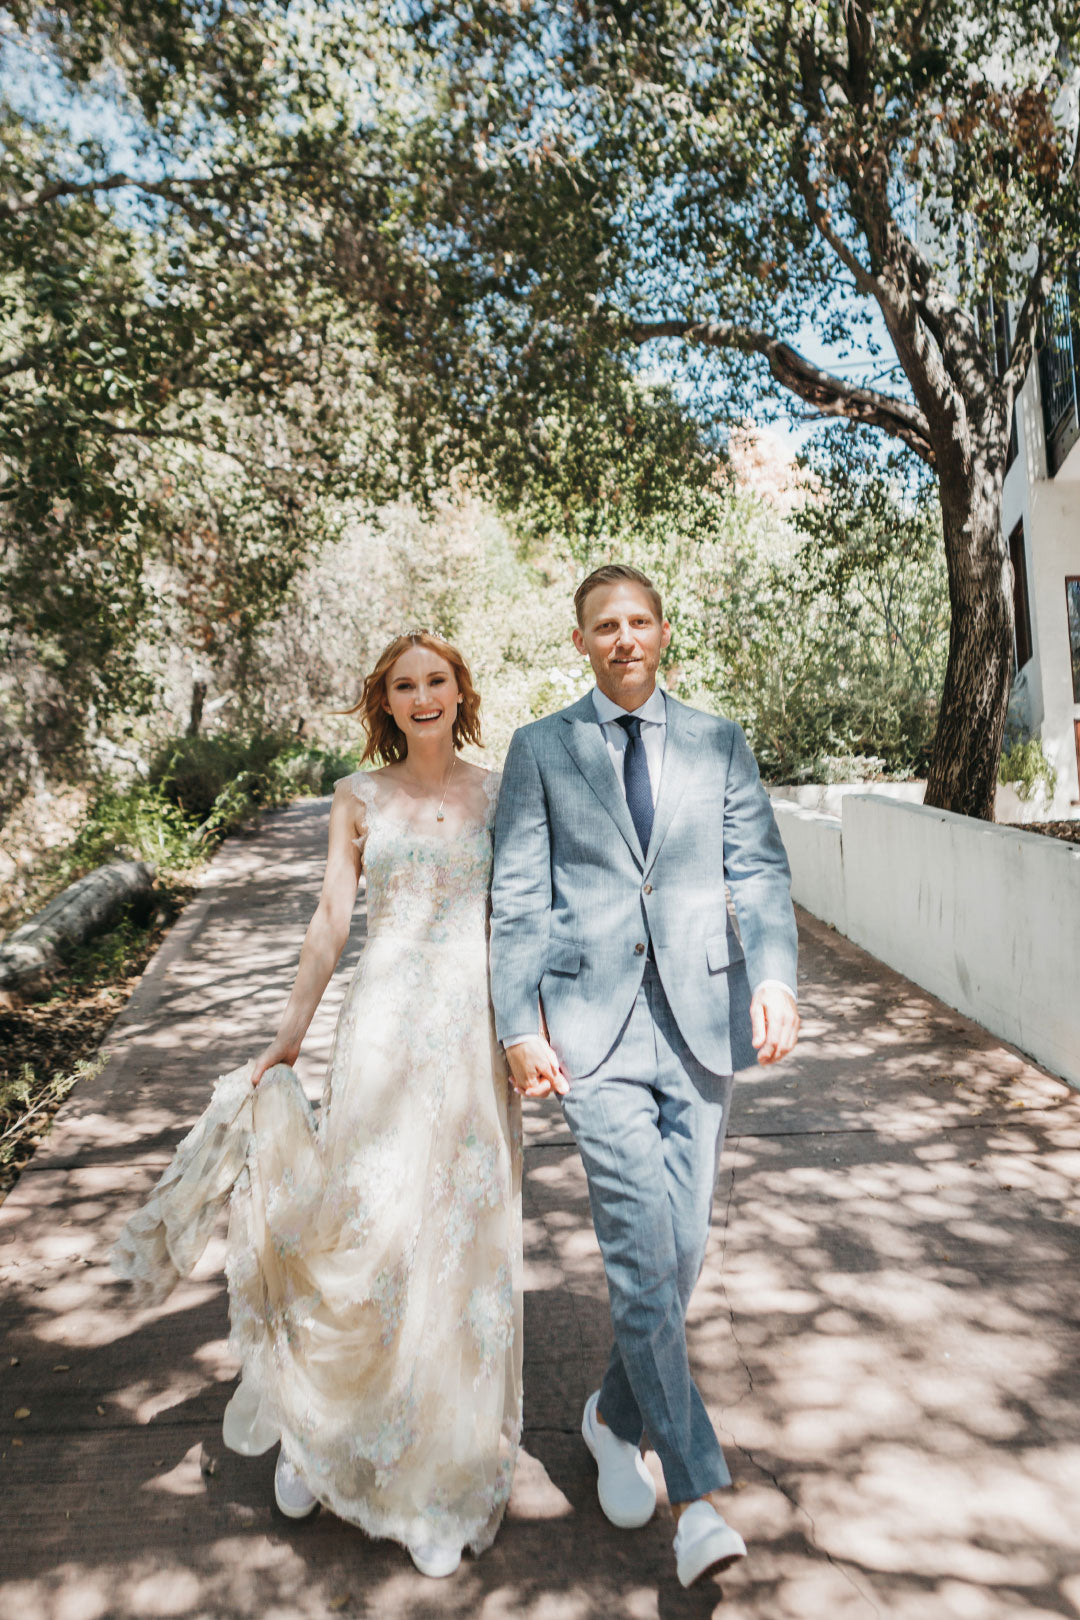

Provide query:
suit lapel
left=643, top=696, right=703, bottom=878
left=559, top=696, right=645, bottom=867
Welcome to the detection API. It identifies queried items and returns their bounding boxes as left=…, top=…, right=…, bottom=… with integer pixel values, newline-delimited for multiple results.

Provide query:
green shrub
left=998, top=734, right=1057, bottom=802
left=58, top=780, right=206, bottom=878
left=267, top=742, right=362, bottom=798
left=144, top=733, right=362, bottom=843
left=740, top=669, right=938, bottom=785
left=18, top=733, right=363, bottom=928
left=148, top=732, right=294, bottom=822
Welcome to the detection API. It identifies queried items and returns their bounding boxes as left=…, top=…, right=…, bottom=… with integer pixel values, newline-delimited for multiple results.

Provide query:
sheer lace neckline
left=351, top=767, right=498, bottom=842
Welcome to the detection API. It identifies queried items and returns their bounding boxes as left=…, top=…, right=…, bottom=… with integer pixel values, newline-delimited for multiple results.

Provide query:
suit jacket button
left=634, top=942, right=645, bottom=955
left=643, top=883, right=653, bottom=894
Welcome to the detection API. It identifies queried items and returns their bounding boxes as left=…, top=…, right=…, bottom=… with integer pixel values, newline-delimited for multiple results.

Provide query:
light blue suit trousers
left=560, top=960, right=735, bottom=1500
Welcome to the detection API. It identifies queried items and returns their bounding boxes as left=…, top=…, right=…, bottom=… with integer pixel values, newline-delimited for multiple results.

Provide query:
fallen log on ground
left=0, top=860, right=156, bottom=999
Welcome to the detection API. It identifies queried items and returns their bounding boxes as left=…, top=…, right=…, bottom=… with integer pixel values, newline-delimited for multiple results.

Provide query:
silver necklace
left=400, top=752, right=457, bottom=821
left=435, top=753, right=457, bottom=822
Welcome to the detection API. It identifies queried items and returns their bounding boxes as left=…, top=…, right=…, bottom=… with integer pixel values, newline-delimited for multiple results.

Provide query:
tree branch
left=87, top=418, right=293, bottom=479
left=843, top=0, right=875, bottom=107
left=0, top=159, right=384, bottom=220
left=1003, top=244, right=1055, bottom=405
left=791, top=144, right=880, bottom=298
left=630, top=318, right=935, bottom=463
left=908, top=0, right=934, bottom=60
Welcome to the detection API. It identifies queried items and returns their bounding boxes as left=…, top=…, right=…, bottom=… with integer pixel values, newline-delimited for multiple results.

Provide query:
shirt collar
left=591, top=685, right=668, bottom=727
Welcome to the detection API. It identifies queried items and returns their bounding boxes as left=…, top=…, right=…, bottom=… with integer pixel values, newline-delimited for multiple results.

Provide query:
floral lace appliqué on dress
left=111, top=768, right=523, bottom=1557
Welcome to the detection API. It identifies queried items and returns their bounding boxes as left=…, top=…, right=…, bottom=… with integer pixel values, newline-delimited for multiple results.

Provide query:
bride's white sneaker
left=408, top=1542, right=462, bottom=1578
left=673, top=1499, right=747, bottom=1587
left=581, top=1390, right=657, bottom=1528
left=274, top=1449, right=318, bottom=1519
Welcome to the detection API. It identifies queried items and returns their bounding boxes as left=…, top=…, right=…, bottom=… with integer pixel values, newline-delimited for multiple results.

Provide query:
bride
left=111, top=631, right=522, bottom=1579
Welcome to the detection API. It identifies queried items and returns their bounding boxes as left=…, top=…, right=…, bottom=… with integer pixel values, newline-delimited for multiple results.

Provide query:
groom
left=490, top=564, right=799, bottom=1587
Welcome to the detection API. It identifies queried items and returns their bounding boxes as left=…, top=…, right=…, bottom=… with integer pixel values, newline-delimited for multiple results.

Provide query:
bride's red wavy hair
left=342, top=631, right=483, bottom=766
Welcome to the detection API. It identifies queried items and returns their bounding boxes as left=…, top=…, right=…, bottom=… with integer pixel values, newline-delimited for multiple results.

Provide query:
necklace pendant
left=436, top=809, right=445, bottom=822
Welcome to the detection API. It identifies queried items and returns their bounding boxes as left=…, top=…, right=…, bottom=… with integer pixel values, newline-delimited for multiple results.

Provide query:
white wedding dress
left=111, top=769, right=523, bottom=1556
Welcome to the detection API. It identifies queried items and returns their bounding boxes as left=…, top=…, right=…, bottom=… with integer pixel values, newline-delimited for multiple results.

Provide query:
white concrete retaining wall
left=771, top=792, right=1080, bottom=1087
left=770, top=801, right=847, bottom=935
left=768, top=778, right=1064, bottom=825
left=769, top=781, right=926, bottom=818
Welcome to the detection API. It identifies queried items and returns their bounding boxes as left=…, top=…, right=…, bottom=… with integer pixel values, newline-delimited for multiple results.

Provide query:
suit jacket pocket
left=545, top=939, right=582, bottom=976
left=706, top=931, right=745, bottom=974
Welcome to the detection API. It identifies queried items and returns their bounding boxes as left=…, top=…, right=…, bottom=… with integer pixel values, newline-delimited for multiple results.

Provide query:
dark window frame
left=1009, top=521, right=1033, bottom=672
left=1038, top=271, right=1080, bottom=477
left=1066, top=575, right=1080, bottom=704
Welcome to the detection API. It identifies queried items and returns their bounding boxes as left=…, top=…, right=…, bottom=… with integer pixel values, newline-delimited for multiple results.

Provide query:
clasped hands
left=506, top=983, right=799, bottom=1097
left=505, top=1036, right=569, bottom=1099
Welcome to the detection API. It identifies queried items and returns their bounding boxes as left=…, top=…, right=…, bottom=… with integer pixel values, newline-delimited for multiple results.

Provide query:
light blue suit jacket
left=490, top=692, right=798, bottom=1078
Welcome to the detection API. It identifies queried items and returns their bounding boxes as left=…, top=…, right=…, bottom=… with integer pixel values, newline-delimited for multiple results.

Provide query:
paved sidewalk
left=1, top=798, right=1078, bottom=1620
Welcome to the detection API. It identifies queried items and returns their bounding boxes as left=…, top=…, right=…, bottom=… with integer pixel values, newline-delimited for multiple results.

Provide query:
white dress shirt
left=592, top=684, right=668, bottom=799
left=503, top=684, right=794, bottom=1049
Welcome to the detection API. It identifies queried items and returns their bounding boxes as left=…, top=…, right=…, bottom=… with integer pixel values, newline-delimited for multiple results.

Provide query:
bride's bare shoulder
left=458, top=760, right=500, bottom=792
left=332, top=769, right=387, bottom=833
left=456, top=759, right=494, bottom=784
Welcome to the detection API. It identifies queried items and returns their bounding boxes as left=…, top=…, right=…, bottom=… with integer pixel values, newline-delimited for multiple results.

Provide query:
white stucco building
left=1001, top=273, right=1080, bottom=817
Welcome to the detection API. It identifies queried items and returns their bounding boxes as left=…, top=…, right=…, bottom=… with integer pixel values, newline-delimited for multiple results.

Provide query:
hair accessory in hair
left=402, top=627, right=453, bottom=643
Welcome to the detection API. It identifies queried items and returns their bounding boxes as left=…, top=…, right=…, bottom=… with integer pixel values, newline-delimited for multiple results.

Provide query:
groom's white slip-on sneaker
left=274, top=1449, right=318, bottom=1519
left=408, top=1542, right=462, bottom=1578
left=673, top=1499, right=747, bottom=1587
left=581, top=1390, right=657, bottom=1529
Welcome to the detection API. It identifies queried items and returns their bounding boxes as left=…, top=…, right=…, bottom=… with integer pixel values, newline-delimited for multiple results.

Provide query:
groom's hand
left=506, top=1037, right=570, bottom=1098
left=750, top=984, right=800, bottom=1065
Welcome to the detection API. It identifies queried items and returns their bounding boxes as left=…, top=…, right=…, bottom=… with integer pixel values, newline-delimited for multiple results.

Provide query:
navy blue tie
left=615, top=714, right=654, bottom=854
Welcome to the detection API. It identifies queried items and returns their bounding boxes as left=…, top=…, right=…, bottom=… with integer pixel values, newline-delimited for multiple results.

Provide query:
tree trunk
left=0, top=860, right=156, bottom=999
left=924, top=452, right=1014, bottom=820
left=187, top=680, right=207, bottom=738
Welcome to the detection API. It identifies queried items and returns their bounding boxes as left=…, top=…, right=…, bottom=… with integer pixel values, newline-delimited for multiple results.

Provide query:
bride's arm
left=250, top=780, right=364, bottom=1086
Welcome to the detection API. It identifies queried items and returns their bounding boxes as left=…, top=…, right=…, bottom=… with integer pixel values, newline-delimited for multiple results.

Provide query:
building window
left=1038, top=271, right=1080, bottom=476
left=1009, top=522, right=1033, bottom=671
left=1066, top=576, right=1080, bottom=703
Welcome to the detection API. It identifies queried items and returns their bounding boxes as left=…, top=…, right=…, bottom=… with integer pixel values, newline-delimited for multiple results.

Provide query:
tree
left=2, top=0, right=743, bottom=806
left=793, top=428, right=949, bottom=703
left=404, top=0, right=1080, bottom=818
left=0, top=0, right=440, bottom=802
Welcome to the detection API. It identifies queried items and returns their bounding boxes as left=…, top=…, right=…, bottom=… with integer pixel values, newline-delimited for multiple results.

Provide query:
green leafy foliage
left=0, top=3, right=437, bottom=807
left=5, top=0, right=1050, bottom=827
left=998, top=735, right=1058, bottom=803
left=33, top=733, right=362, bottom=909
left=513, top=425, right=948, bottom=784
left=393, top=0, right=1079, bottom=817
left=726, top=428, right=949, bottom=782
left=56, top=780, right=207, bottom=878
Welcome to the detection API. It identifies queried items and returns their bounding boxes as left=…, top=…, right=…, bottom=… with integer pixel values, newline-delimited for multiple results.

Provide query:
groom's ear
left=661, top=620, right=672, bottom=648
left=571, top=626, right=586, bottom=655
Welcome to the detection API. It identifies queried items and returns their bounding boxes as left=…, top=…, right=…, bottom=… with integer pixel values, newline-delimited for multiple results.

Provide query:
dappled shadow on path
left=3, top=1093, right=1077, bottom=1620
left=1, top=810, right=1078, bottom=1620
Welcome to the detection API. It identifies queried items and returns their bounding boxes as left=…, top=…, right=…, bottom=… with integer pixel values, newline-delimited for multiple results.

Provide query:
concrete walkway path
left=1, top=798, right=1078, bottom=1620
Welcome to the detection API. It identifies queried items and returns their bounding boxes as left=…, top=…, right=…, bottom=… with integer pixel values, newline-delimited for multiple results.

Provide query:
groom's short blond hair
left=574, top=564, right=664, bottom=628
